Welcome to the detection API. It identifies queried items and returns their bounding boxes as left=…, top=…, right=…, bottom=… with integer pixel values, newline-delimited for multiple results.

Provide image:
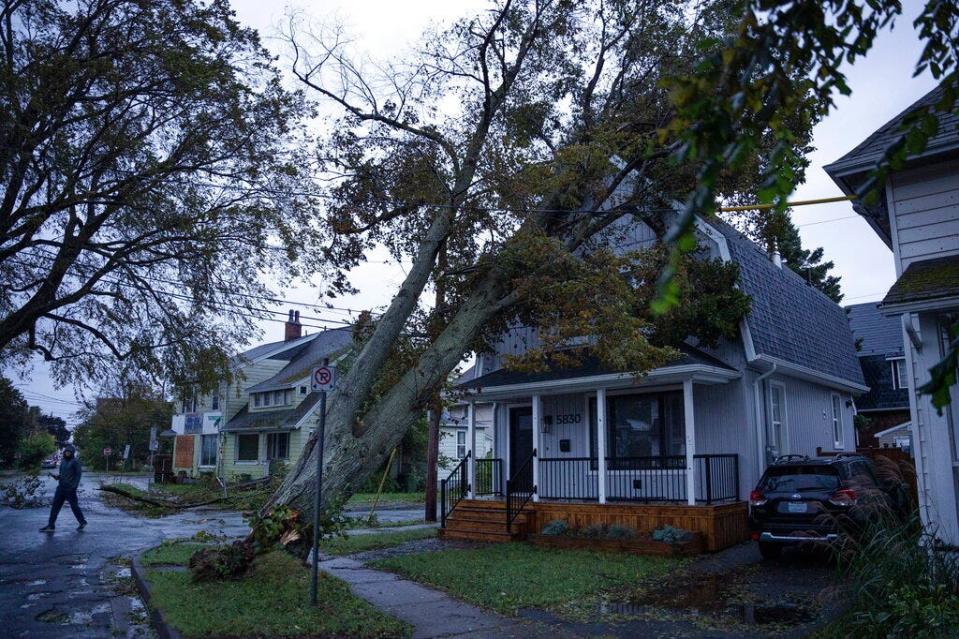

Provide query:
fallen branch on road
left=98, top=484, right=226, bottom=509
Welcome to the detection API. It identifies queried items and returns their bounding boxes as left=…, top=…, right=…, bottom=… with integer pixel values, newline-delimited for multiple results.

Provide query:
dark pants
left=48, top=487, right=86, bottom=527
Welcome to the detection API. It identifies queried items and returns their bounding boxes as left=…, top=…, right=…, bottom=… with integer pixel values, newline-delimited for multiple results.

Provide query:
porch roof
left=457, top=345, right=738, bottom=399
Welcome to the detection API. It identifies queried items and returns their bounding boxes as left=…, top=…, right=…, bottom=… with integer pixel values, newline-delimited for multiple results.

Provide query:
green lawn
left=141, top=540, right=206, bottom=566
left=320, top=528, right=437, bottom=556
left=144, top=551, right=409, bottom=638
left=372, top=544, right=676, bottom=615
left=345, top=492, right=425, bottom=507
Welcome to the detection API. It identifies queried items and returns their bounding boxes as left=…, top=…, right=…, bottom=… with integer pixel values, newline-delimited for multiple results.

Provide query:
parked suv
left=748, top=454, right=907, bottom=559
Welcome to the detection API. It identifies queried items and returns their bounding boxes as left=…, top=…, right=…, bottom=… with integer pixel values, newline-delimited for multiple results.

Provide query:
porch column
left=683, top=379, right=696, bottom=506
left=532, top=394, right=541, bottom=502
left=596, top=388, right=608, bottom=504
left=467, top=401, right=476, bottom=499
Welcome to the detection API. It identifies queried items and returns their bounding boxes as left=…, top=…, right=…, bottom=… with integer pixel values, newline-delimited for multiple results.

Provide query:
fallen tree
left=263, top=0, right=786, bottom=520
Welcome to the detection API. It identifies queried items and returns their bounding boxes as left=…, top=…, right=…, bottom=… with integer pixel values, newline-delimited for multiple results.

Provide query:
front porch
left=441, top=372, right=752, bottom=551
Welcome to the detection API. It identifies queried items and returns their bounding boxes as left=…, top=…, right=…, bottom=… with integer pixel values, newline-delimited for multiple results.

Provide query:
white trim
left=532, top=395, right=542, bottom=502
left=683, top=379, right=696, bottom=506
left=874, top=421, right=913, bottom=439
left=596, top=388, right=608, bottom=504
left=886, top=178, right=904, bottom=278
left=466, top=401, right=476, bottom=499
left=463, top=364, right=739, bottom=400
left=831, top=392, right=846, bottom=450
left=752, top=354, right=869, bottom=393
left=881, top=295, right=959, bottom=315
left=768, top=381, right=789, bottom=457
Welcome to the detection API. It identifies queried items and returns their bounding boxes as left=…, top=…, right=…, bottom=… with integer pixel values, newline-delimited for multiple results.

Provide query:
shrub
left=17, top=432, right=56, bottom=468
left=833, top=511, right=959, bottom=638
left=541, top=519, right=569, bottom=536
left=580, top=523, right=609, bottom=539
left=606, top=524, right=636, bottom=539
left=651, top=525, right=692, bottom=545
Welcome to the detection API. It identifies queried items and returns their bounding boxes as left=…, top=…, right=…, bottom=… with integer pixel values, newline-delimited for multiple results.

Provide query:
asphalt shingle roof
left=825, top=85, right=959, bottom=177
left=882, top=254, right=959, bottom=308
left=710, top=220, right=865, bottom=385
left=223, top=392, right=322, bottom=432
left=247, top=327, right=354, bottom=393
left=855, top=353, right=910, bottom=412
left=846, top=302, right=904, bottom=357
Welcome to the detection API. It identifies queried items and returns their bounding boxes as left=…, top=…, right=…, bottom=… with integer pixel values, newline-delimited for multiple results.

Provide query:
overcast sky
left=9, top=0, right=938, bottom=426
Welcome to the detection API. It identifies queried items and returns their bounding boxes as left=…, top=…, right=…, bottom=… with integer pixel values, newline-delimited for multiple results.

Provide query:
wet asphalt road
left=0, top=473, right=250, bottom=638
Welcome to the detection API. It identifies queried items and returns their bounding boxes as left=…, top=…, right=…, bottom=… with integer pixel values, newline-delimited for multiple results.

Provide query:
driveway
left=0, top=473, right=249, bottom=638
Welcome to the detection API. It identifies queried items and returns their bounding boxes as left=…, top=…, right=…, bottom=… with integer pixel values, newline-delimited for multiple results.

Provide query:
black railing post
left=440, top=479, right=447, bottom=528
left=505, top=479, right=512, bottom=533
left=704, top=455, right=713, bottom=505
left=734, top=454, right=740, bottom=501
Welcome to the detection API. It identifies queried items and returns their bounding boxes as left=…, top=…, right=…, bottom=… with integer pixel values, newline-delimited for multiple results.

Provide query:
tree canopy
left=0, top=0, right=319, bottom=394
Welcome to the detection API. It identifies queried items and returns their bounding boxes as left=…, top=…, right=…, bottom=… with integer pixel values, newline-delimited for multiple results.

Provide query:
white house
left=827, top=83, right=959, bottom=546
left=440, top=211, right=866, bottom=550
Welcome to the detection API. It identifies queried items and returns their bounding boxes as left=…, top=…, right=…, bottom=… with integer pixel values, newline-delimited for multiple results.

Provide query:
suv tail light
left=749, top=490, right=767, bottom=506
left=829, top=488, right=858, bottom=507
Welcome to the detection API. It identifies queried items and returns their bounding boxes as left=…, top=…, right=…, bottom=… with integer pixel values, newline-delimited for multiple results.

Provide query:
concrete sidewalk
left=317, top=555, right=575, bottom=639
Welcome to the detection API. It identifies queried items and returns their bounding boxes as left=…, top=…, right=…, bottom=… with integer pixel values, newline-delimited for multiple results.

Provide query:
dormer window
left=263, top=392, right=271, bottom=407
left=254, top=394, right=261, bottom=407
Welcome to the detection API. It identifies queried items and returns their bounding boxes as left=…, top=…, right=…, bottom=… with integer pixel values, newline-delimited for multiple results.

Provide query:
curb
left=130, top=554, right=185, bottom=639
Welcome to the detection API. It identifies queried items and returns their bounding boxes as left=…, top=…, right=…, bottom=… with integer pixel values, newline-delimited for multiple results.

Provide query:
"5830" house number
left=553, top=413, right=582, bottom=425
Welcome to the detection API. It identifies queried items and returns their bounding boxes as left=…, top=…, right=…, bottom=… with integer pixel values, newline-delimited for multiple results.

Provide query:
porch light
left=749, top=490, right=767, bottom=506
left=828, top=488, right=858, bottom=507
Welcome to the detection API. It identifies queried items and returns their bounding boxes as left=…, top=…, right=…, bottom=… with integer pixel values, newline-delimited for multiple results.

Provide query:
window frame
left=200, top=434, right=218, bottom=467
left=211, top=394, right=219, bottom=411
left=831, top=393, right=845, bottom=450
left=768, top=382, right=788, bottom=455
left=236, top=433, right=259, bottom=462
left=890, top=357, right=906, bottom=390
left=266, top=432, right=290, bottom=460
left=588, top=390, right=686, bottom=469
left=456, top=431, right=466, bottom=459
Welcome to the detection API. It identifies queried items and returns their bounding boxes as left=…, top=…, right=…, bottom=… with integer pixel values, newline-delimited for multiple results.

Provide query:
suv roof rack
left=831, top=452, right=866, bottom=460
left=772, top=454, right=809, bottom=464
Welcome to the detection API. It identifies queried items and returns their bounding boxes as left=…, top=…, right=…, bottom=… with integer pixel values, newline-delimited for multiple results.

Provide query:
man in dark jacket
left=39, top=444, right=87, bottom=532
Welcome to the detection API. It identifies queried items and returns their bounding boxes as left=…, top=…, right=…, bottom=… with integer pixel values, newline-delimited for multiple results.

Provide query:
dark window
left=266, top=432, right=289, bottom=460
left=890, top=359, right=906, bottom=390
left=201, top=435, right=218, bottom=466
left=300, top=385, right=307, bottom=395
left=211, top=394, right=219, bottom=411
left=760, top=466, right=840, bottom=493
left=236, top=434, right=259, bottom=461
left=589, top=392, right=685, bottom=468
left=254, top=393, right=260, bottom=407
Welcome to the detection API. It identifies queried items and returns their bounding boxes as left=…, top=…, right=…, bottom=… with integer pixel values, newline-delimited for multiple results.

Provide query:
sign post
left=103, top=447, right=112, bottom=473
left=310, top=358, right=335, bottom=605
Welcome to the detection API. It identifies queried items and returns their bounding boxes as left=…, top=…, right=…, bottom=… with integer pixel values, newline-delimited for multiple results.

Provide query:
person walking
left=39, top=444, right=87, bottom=532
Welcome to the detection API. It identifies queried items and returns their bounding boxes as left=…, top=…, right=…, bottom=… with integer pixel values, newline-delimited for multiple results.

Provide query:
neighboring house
left=826, top=83, right=959, bottom=546
left=439, top=403, right=493, bottom=472
left=441, top=212, right=866, bottom=551
left=845, top=302, right=911, bottom=447
left=170, top=311, right=353, bottom=482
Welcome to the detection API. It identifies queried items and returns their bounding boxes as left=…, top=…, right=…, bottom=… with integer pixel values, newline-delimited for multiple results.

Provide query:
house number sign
left=554, top=413, right=582, bottom=425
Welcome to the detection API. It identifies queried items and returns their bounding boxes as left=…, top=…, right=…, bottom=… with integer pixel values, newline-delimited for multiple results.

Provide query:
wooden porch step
left=439, top=528, right=524, bottom=543
left=447, top=508, right=528, bottom=524
left=444, top=517, right=516, bottom=534
left=455, top=499, right=509, bottom=510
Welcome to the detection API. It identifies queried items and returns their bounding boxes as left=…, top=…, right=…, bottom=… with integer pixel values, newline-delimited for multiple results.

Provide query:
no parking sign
left=311, top=364, right=336, bottom=392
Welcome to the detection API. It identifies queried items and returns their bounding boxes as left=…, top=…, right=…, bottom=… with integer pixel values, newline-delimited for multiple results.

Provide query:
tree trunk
left=266, top=261, right=513, bottom=519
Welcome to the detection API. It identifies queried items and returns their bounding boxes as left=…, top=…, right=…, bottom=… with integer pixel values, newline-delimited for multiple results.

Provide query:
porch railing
left=506, top=448, right=536, bottom=533
left=475, top=458, right=504, bottom=496
left=440, top=451, right=470, bottom=528
left=537, top=453, right=740, bottom=505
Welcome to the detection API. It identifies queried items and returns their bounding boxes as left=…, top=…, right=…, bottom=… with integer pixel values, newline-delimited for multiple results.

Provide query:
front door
left=509, top=406, right=534, bottom=484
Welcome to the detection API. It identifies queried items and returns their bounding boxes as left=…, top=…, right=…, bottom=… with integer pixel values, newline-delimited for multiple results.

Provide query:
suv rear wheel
left=758, top=541, right=782, bottom=560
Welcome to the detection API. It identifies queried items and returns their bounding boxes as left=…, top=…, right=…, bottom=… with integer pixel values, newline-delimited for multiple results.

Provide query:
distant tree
left=72, top=385, right=172, bottom=470
left=0, top=0, right=317, bottom=394
left=17, top=432, right=56, bottom=469
left=0, top=377, right=29, bottom=467
left=38, top=415, right=71, bottom=447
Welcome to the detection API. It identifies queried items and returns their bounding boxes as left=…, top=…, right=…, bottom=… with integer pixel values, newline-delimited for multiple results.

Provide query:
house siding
left=766, top=374, right=856, bottom=457
left=889, top=159, right=959, bottom=271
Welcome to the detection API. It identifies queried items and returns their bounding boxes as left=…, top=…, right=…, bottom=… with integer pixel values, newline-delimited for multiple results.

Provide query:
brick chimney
left=284, top=309, right=302, bottom=341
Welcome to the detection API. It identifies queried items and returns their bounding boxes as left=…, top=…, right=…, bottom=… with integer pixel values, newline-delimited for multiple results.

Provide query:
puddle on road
left=27, top=579, right=47, bottom=586
left=621, top=573, right=815, bottom=627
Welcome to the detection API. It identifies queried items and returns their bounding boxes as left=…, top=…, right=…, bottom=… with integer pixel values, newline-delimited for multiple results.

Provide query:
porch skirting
left=526, top=501, right=749, bottom=552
